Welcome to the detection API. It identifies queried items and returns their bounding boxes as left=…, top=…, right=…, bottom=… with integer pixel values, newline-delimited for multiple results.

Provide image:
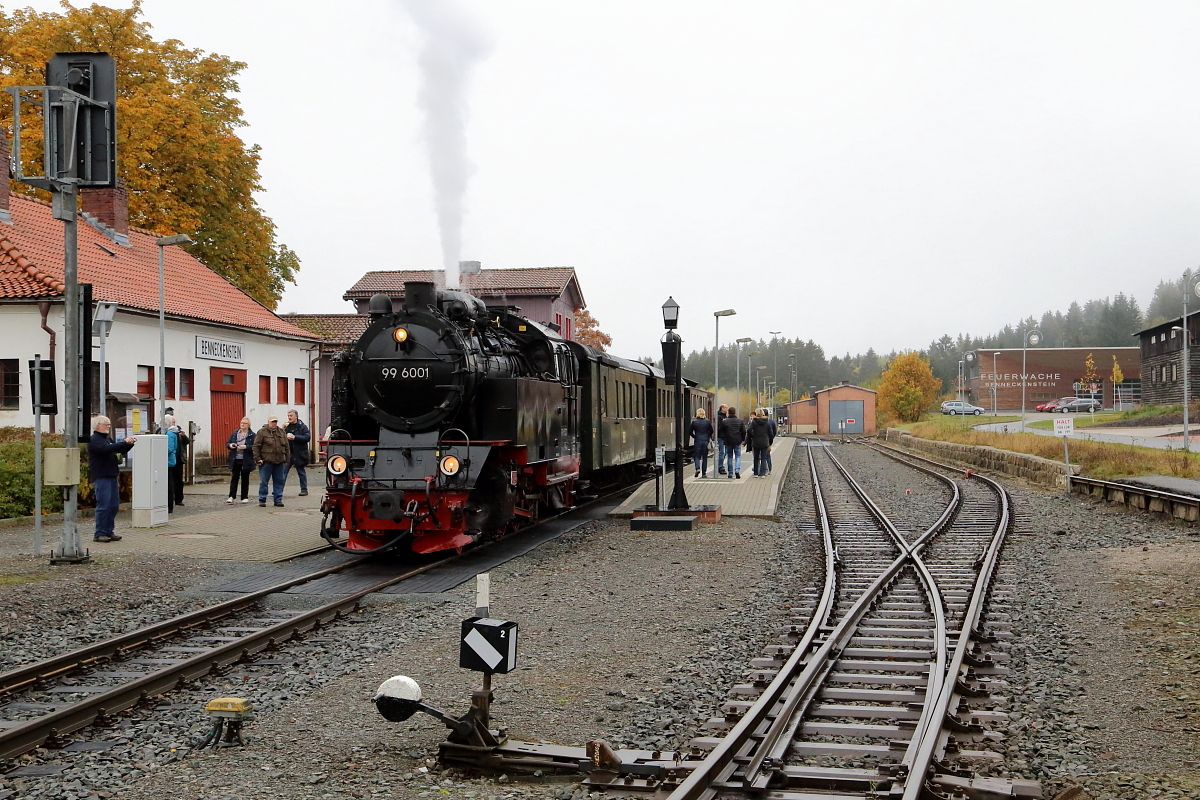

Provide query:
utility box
left=131, top=434, right=168, bottom=528
left=43, top=447, right=79, bottom=486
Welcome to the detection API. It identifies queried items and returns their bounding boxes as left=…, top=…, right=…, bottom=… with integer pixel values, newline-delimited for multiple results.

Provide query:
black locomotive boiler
left=321, top=280, right=711, bottom=554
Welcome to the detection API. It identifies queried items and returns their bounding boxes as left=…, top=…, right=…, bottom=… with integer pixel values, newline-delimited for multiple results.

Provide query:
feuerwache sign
left=195, top=335, right=245, bottom=363
left=979, top=372, right=1061, bottom=388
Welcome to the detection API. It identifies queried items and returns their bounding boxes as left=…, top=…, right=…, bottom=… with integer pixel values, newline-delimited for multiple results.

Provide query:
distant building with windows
left=964, top=347, right=1141, bottom=410
left=342, top=265, right=585, bottom=340
left=0, top=147, right=319, bottom=468
left=1136, top=315, right=1198, bottom=406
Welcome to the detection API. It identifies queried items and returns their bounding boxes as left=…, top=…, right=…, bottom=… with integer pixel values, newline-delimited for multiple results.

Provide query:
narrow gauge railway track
left=664, top=441, right=1038, bottom=800
left=0, top=550, right=458, bottom=763
left=0, top=485, right=631, bottom=765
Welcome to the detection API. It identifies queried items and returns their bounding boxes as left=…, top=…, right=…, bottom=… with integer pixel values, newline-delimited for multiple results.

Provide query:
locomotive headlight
left=328, top=455, right=348, bottom=475
left=438, top=455, right=461, bottom=476
left=392, top=327, right=409, bottom=343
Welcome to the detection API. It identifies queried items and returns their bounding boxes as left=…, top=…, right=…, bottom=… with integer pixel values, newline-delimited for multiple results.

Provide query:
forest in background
left=678, top=275, right=1188, bottom=401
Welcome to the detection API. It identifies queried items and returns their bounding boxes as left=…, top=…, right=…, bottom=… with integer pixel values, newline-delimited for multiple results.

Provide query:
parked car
left=941, top=401, right=986, bottom=415
left=1058, top=398, right=1101, bottom=413
left=1040, top=397, right=1077, bottom=412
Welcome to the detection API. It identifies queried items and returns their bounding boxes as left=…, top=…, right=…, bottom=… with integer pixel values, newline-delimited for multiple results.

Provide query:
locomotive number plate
left=381, top=367, right=431, bottom=379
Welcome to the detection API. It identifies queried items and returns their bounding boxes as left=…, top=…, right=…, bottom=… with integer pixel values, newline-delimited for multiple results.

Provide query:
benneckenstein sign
left=195, top=335, right=245, bottom=364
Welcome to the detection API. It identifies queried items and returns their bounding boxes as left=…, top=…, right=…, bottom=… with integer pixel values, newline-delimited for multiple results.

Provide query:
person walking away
left=749, top=411, right=772, bottom=478
left=284, top=409, right=312, bottom=497
left=718, top=406, right=746, bottom=479
left=226, top=417, right=256, bottom=504
left=253, top=415, right=290, bottom=507
left=168, top=417, right=188, bottom=508
left=88, top=416, right=135, bottom=542
left=689, top=407, right=715, bottom=478
left=165, top=416, right=179, bottom=513
left=715, top=404, right=729, bottom=475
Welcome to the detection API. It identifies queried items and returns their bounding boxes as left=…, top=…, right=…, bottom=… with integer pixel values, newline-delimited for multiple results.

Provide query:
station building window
left=136, top=365, right=154, bottom=397
left=294, top=378, right=305, bottom=406
left=259, top=375, right=271, bottom=403
left=0, top=359, right=18, bottom=408
left=164, top=367, right=176, bottom=400
left=277, top=377, right=287, bottom=405
left=180, top=369, right=195, bottom=400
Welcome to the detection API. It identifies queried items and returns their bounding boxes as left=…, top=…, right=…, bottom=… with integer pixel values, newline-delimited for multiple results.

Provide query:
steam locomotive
left=320, top=281, right=711, bottom=555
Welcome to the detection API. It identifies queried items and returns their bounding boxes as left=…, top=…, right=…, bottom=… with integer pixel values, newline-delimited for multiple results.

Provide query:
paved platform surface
left=1115, top=475, right=1200, bottom=498
left=609, top=436, right=799, bottom=519
left=90, top=480, right=325, bottom=562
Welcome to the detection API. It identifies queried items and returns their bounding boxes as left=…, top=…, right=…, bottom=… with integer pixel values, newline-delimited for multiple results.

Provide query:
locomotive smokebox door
left=459, top=618, right=518, bottom=674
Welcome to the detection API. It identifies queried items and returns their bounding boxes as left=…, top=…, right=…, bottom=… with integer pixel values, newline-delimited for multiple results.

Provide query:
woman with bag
left=225, top=417, right=256, bottom=504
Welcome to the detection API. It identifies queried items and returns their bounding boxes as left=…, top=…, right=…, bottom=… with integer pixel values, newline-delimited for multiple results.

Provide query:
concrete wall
left=0, top=302, right=318, bottom=463
left=882, top=428, right=1078, bottom=486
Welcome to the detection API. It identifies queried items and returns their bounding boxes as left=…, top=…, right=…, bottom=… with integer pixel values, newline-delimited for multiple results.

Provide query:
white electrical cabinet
left=131, top=434, right=168, bottom=528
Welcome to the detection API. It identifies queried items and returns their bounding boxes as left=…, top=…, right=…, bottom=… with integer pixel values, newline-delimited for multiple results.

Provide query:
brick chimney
left=81, top=178, right=129, bottom=239
left=0, top=130, right=11, bottom=224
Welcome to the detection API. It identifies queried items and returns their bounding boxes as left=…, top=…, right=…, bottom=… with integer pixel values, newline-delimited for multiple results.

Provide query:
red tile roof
left=344, top=267, right=583, bottom=306
left=282, top=313, right=368, bottom=346
left=0, top=195, right=317, bottom=340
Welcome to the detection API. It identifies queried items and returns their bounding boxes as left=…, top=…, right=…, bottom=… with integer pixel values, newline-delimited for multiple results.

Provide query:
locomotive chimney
left=405, top=281, right=438, bottom=313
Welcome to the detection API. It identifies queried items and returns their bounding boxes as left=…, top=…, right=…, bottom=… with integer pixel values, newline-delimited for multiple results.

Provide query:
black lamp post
left=661, top=297, right=689, bottom=510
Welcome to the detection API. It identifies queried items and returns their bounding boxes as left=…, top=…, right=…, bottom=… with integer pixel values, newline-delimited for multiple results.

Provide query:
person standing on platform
left=253, top=415, right=290, bottom=507
left=764, top=410, right=777, bottom=476
left=748, top=410, right=772, bottom=478
left=88, top=416, right=135, bottom=542
left=284, top=409, right=311, bottom=497
left=165, top=416, right=179, bottom=513
left=689, top=407, right=714, bottom=478
left=715, top=404, right=729, bottom=475
left=718, top=407, right=745, bottom=479
left=225, top=417, right=256, bottom=504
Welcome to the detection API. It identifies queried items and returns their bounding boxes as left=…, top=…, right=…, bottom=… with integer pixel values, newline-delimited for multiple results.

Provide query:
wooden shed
left=785, top=382, right=876, bottom=435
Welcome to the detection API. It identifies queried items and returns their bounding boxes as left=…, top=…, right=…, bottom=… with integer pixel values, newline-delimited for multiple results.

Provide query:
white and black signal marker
left=459, top=617, right=518, bottom=674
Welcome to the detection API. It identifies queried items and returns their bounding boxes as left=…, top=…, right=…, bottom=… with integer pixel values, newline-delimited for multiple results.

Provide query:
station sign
left=1054, top=418, right=1074, bottom=437
left=195, top=335, right=245, bottom=363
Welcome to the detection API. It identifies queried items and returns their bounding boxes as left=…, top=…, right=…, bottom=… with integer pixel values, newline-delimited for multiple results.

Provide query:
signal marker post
left=1054, top=417, right=1074, bottom=494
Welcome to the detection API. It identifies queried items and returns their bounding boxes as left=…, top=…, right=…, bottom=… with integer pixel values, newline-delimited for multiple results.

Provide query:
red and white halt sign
left=1053, top=418, right=1074, bottom=436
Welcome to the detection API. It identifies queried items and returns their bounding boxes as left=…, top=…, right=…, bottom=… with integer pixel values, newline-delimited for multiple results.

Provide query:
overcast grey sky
left=17, top=1, right=1200, bottom=357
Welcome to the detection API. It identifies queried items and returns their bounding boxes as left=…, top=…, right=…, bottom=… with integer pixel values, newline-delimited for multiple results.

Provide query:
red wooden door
left=210, top=391, right=246, bottom=459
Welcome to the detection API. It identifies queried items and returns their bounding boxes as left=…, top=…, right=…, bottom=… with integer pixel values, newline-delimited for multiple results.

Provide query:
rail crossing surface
left=609, top=436, right=799, bottom=519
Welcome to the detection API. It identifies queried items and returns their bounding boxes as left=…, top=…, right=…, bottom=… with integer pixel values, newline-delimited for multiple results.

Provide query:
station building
left=964, top=347, right=1141, bottom=410
left=0, top=183, right=320, bottom=470
left=1136, top=314, right=1200, bottom=406
left=784, top=382, right=877, bottom=435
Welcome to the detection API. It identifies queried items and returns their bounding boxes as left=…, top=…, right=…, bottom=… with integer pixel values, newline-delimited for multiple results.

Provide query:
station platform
left=609, top=436, right=798, bottom=519
left=82, top=481, right=326, bottom=562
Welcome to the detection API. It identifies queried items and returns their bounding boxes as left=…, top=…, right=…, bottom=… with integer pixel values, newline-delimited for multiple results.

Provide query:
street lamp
left=1021, top=329, right=1042, bottom=430
left=714, top=309, right=735, bottom=412
left=770, top=331, right=781, bottom=404
left=736, top=337, right=752, bottom=412
left=992, top=352, right=1001, bottom=416
left=661, top=298, right=688, bottom=510
left=756, top=365, right=766, bottom=409
left=155, top=233, right=194, bottom=430
left=1179, top=270, right=1200, bottom=452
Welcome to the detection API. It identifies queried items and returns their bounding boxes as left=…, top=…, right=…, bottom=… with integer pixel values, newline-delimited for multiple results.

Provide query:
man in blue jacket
left=87, top=416, right=136, bottom=543
left=284, top=410, right=312, bottom=497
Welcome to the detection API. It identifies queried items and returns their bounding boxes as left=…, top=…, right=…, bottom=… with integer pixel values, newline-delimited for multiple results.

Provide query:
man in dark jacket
left=715, top=404, right=729, bottom=474
left=284, top=410, right=312, bottom=497
left=87, top=416, right=136, bottom=543
left=253, top=416, right=291, bottom=507
left=718, top=407, right=745, bottom=479
left=765, top=412, right=777, bottom=475
left=748, top=411, right=773, bottom=477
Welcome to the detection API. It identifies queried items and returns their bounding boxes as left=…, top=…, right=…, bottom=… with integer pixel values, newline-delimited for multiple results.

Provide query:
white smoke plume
left=401, top=0, right=492, bottom=290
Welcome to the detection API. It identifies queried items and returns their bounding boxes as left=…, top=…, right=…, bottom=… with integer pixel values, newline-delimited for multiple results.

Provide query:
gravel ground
left=0, top=455, right=818, bottom=800
left=6, top=441, right=1200, bottom=800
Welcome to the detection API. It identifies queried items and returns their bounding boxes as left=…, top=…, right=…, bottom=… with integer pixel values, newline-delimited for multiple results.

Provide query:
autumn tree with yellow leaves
left=0, top=2, right=297, bottom=308
left=877, top=351, right=942, bottom=423
left=573, top=308, right=612, bottom=351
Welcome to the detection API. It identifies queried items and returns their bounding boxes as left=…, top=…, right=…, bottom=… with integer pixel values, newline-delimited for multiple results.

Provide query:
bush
left=0, top=427, right=131, bottom=519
